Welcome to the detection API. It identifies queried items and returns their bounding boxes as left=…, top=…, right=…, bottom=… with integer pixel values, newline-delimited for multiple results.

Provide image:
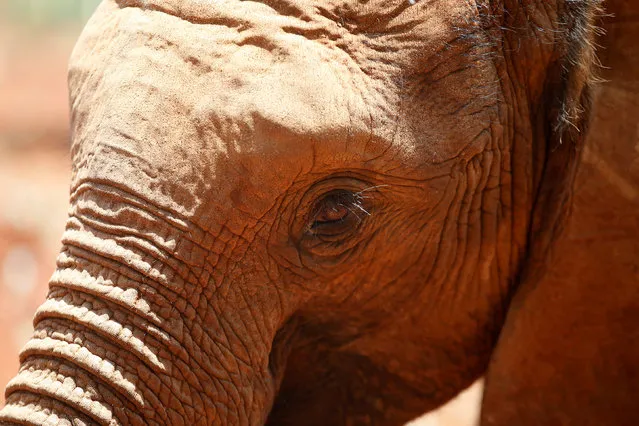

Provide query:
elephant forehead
left=71, top=1, right=396, bottom=152
left=68, top=0, right=494, bottom=220
left=68, top=1, right=385, bottom=218
left=71, top=0, right=486, bottom=151
left=191, top=37, right=373, bottom=146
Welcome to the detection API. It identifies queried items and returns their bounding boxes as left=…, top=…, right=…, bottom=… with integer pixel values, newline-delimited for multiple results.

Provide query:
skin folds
left=2, top=1, right=635, bottom=425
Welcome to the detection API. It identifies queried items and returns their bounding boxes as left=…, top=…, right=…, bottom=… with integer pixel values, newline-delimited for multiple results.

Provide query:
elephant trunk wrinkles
left=0, top=187, right=276, bottom=425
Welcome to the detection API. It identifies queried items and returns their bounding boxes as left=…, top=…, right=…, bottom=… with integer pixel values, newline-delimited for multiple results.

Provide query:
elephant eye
left=314, top=200, right=350, bottom=224
left=308, top=190, right=367, bottom=237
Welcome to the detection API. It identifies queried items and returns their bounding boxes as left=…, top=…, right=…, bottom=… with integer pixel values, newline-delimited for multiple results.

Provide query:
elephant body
left=1, top=1, right=637, bottom=425
left=482, top=1, right=639, bottom=423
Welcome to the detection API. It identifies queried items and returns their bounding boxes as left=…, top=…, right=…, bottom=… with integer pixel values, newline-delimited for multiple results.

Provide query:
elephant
left=481, top=0, right=639, bottom=424
left=1, top=0, right=637, bottom=425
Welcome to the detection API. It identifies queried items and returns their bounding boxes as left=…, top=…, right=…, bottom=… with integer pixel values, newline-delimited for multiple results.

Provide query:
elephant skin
left=1, top=0, right=636, bottom=425
left=481, top=0, right=639, bottom=424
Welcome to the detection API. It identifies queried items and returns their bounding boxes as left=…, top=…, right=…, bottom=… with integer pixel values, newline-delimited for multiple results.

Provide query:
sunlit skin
left=2, top=1, right=636, bottom=426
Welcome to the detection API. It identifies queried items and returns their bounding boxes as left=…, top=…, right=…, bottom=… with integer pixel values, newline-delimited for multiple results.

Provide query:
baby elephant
left=2, top=0, right=638, bottom=425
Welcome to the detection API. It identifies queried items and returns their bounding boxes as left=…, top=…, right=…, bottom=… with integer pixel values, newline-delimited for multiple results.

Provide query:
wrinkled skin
left=0, top=0, right=635, bottom=425
left=481, top=1, right=639, bottom=424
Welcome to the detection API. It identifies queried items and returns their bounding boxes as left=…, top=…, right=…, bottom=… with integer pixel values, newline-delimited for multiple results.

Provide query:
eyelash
left=298, top=183, right=386, bottom=251
left=339, top=192, right=369, bottom=221
left=306, top=190, right=373, bottom=238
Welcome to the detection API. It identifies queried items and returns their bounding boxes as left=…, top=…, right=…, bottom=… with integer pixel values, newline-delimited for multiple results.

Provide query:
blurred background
left=0, top=1, right=481, bottom=424
left=0, top=0, right=99, bottom=405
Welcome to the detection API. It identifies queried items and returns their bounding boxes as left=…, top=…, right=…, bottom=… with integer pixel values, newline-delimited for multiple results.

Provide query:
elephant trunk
left=0, top=187, right=279, bottom=425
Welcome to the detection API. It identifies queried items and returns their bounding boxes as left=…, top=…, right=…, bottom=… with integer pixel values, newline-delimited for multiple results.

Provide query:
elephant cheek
left=0, top=193, right=279, bottom=426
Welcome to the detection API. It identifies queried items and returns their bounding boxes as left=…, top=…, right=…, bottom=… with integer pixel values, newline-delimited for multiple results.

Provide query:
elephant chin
left=0, top=204, right=278, bottom=425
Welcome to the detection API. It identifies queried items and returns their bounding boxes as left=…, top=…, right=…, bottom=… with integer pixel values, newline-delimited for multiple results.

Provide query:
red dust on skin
left=3, top=1, right=633, bottom=425
left=0, top=18, right=482, bottom=426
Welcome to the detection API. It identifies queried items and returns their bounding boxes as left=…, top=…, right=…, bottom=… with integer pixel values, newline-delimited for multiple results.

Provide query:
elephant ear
left=481, top=1, right=639, bottom=425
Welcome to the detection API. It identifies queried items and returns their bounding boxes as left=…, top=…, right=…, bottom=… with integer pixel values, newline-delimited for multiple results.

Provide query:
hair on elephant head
left=3, top=1, right=631, bottom=426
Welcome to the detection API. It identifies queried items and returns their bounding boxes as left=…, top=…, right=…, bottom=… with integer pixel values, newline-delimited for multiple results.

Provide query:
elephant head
left=1, top=0, right=628, bottom=425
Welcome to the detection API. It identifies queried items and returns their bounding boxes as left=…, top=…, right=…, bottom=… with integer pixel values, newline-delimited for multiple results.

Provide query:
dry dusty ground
left=0, top=22, right=482, bottom=426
